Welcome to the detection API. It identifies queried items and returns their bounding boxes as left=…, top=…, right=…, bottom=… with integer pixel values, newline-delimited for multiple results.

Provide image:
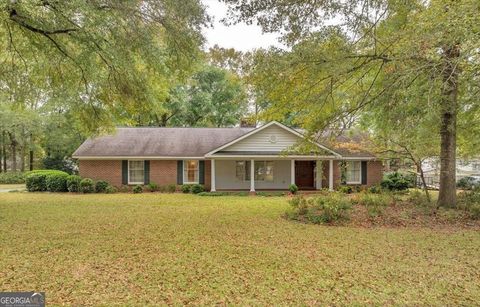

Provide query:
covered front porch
left=209, top=158, right=335, bottom=192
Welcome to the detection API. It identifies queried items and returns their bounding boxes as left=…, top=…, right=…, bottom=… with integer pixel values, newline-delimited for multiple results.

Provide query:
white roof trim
left=204, top=121, right=342, bottom=157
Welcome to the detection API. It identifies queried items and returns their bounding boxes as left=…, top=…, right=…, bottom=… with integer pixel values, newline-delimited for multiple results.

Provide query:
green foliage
left=181, top=184, right=192, bottom=193
left=66, top=175, right=82, bottom=193
left=337, top=185, right=353, bottom=194
left=287, top=194, right=352, bottom=224
left=25, top=170, right=69, bottom=192
left=45, top=173, right=69, bottom=192
left=190, top=184, right=205, bottom=194
left=132, top=185, right=143, bottom=194
left=0, top=172, right=25, bottom=184
left=457, top=177, right=479, bottom=190
left=105, top=185, right=118, bottom=194
left=368, top=185, right=382, bottom=194
left=79, top=178, right=95, bottom=194
left=407, top=190, right=434, bottom=207
left=288, top=184, right=298, bottom=194
left=25, top=174, right=47, bottom=192
left=42, top=156, right=77, bottom=174
left=95, top=180, right=110, bottom=193
left=458, top=189, right=480, bottom=220
left=381, top=172, right=411, bottom=191
left=356, top=192, right=392, bottom=218
left=146, top=182, right=159, bottom=192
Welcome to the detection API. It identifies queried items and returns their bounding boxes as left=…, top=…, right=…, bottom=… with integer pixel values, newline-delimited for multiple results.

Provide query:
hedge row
left=26, top=170, right=115, bottom=193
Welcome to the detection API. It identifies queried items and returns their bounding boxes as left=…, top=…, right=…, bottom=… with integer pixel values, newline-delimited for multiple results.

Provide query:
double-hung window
left=345, top=161, right=361, bottom=184
left=128, top=160, right=144, bottom=184
left=184, top=160, right=199, bottom=183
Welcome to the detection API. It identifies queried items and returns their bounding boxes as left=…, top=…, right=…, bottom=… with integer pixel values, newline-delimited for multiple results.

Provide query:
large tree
left=1, top=0, right=208, bottom=132
left=224, top=0, right=480, bottom=207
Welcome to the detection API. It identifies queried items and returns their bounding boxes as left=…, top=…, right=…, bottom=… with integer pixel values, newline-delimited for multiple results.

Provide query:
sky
left=202, top=0, right=283, bottom=52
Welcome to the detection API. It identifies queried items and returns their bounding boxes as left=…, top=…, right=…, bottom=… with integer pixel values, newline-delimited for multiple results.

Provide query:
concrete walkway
left=0, top=184, right=26, bottom=193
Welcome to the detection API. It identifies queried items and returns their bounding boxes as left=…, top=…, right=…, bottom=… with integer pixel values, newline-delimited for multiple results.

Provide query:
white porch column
left=290, top=159, right=295, bottom=185
left=329, top=159, right=334, bottom=191
left=316, top=160, right=322, bottom=190
left=250, top=159, right=255, bottom=192
left=210, top=159, right=216, bottom=192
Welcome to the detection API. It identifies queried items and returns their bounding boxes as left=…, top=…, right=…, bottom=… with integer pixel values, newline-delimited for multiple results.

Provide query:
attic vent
left=269, top=135, right=277, bottom=143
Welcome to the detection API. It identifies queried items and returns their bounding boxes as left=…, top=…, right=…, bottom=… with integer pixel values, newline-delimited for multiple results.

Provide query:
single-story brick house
left=72, top=121, right=383, bottom=191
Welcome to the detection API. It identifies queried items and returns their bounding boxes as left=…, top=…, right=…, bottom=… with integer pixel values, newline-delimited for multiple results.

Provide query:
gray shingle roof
left=73, top=127, right=254, bottom=157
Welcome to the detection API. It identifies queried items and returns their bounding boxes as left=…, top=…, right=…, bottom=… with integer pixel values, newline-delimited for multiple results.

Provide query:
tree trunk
left=437, top=45, right=459, bottom=208
left=2, top=131, right=7, bottom=172
left=9, top=132, right=17, bottom=172
left=417, top=162, right=431, bottom=202
left=29, top=150, right=34, bottom=171
left=20, top=144, right=25, bottom=172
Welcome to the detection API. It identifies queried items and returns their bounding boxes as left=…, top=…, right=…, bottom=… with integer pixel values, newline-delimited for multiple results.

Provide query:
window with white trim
left=183, top=160, right=199, bottom=183
left=346, top=161, right=361, bottom=184
left=128, top=160, right=144, bottom=184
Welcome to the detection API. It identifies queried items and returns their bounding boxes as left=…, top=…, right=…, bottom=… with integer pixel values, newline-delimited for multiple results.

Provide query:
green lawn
left=0, top=193, right=479, bottom=305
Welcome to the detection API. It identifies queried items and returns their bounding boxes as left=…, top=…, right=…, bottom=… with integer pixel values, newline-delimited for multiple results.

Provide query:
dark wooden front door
left=295, top=161, right=315, bottom=189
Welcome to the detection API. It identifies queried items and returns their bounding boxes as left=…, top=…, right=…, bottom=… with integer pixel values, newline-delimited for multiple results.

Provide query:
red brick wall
left=366, top=161, right=383, bottom=187
left=150, top=160, right=177, bottom=186
left=79, top=160, right=122, bottom=187
left=79, top=159, right=213, bottom=189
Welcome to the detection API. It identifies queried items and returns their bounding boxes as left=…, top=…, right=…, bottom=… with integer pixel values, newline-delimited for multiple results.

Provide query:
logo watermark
left=0, top=292, right=45, bottom=307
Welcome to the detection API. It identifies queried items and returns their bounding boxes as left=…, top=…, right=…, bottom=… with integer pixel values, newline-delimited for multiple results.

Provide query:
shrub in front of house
left=190, top=184, right=205, bottom=194
left=26, top=173, right=48, bottom=192
left=380, top=172, right=411, bottom=191
left=288, top=184, right=298, bottom=194
left=105, top=185, right=118, bottom=194
left=146, top=182, right=159, bottom=192
left=337, top=185, right=353, bottom=194
left=368, top=185, right=382, bottom=194
left=45, top=172, right=69, bottom=192
left=66, top=175, right=82, bottom=192
left=181, top=184, right=192, bottom=193
left=0, top=172, right=25, bottom=184
left=80, top=178, right=95, bottom=193
left=95, top=180, right=109, bottom=193
left=287, top=193, right=352, bottom=224
left=132, top=185, right=143, bottom=194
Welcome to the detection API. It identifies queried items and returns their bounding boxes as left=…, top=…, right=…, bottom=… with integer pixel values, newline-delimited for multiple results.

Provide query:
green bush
left=26, top=173, right=48, bottom=192
left=337, top=185, right=353, bottom=194
left=95, top=180, right=109, bottom=193
left=457, top=177, right=479, bottom=190
left=368, top=185, right=382, bottom=194
left=288, top=184, right=299, bottom=194
left=458, top=189, right=480, bottom=220
left=105, top=185, right=118, bottom=194
left=66, top=175, right=82, bottom=192
left=45, top=172, right=69, bottom=192
left=381, top=172, right=411, bottom=191
left=146, top=182, right=159, bottom=192
left=0, top=172, right=25, bottom=184
left=407, top=190, right=433, bottom=207
left=190, top=184, right=205, bottom=194
left=181, top=184, right=192, bottom=193
left=26, top=169, right=69, bottom=176
left=356, top=192, right=392, bottom=218
left=132, top=185, right=143, bottom=194
left=80, top=178, right=95, bottom=193
left=287, top=193, right=352, bottom=224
